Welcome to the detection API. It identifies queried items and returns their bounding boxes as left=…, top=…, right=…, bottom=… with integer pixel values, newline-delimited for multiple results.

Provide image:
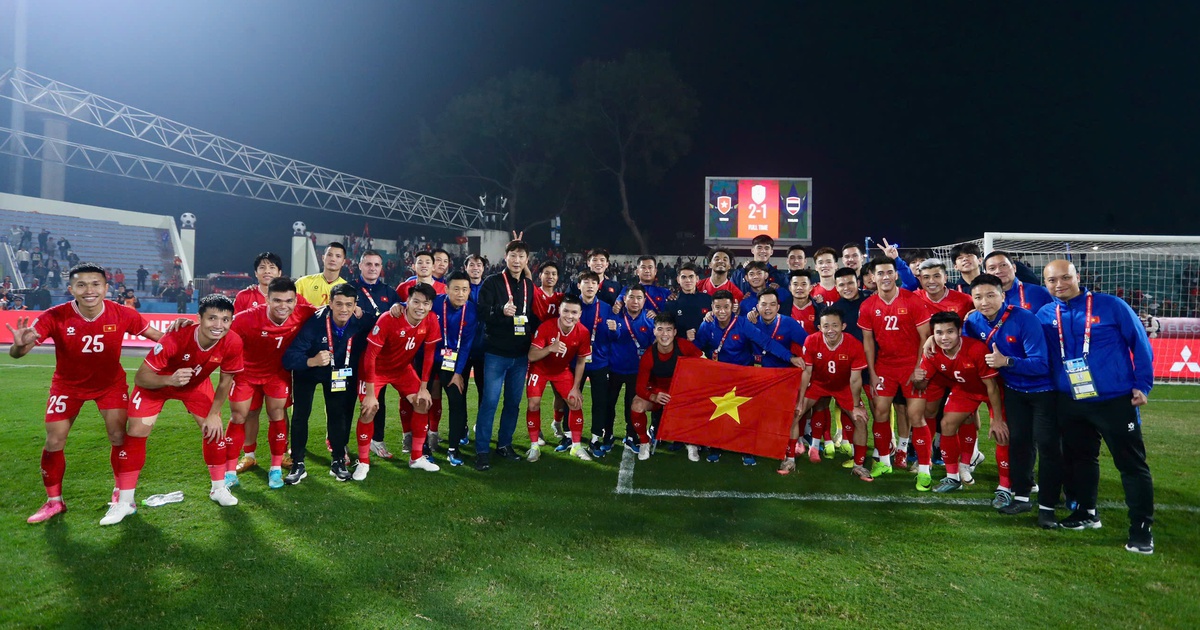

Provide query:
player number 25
left=81, top=334, right=105, bottom=353
left=47, top=395, right=69, bottom=414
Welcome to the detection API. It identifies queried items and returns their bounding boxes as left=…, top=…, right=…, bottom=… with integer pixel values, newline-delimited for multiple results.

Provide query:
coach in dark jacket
left=282, top=284, right=367, bottom=484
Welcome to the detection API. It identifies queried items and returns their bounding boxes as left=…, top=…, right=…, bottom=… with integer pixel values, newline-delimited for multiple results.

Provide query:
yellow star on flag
left=709, top=387, right=752, bottom=424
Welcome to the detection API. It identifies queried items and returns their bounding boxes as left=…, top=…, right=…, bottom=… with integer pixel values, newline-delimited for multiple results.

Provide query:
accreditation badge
left=441, top=349, right=458, bottom=372
left=1063, top=358, right=1098, bottom=400
left=513, top=315, right=528, bottom=336
left=331, top=367, right=353, bottom=393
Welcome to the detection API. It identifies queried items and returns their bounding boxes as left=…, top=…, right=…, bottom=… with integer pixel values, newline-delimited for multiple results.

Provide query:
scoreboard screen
left=704, top=177, right=812, bottom=248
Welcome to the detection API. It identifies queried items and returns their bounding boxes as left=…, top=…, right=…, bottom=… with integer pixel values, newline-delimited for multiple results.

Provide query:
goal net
left=928, top=232, right=1200, bottom=385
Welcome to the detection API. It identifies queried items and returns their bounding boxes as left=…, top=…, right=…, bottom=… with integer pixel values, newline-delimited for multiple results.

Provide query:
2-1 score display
left=705, top=176, right=812, bottom=247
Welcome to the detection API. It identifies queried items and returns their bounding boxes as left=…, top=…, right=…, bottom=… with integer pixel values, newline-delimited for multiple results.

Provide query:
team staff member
left=464, top=254, right=488, bottom=406
left=984, top=251, right=1051, bottom=312
left=295, top=242, right=348, bottom=306
left=474, top=239, right=538, bottom=470
left=732, top=235, right=789, bottom=292
left=963, top=274, right=1057, bottom=524
left=1038, top=260, right=1155, bottom=554
left=616, top=256, right=671, bottom=315
left=349, top=250, right=402, bottom=459
left=664, top=263, right=713, bottom=341
left=827, top=267, right=871, bottom=341
left=568, top=248, right=622, bottom=305
left=606, top=286, right=656, bottom=455
left=949, top=242, right=984, bottom=293
left=282, top=284, right=367, bottom=483
left=576, top=271, right=616, bottom=455
left=433, top=272, right=478, bottom=467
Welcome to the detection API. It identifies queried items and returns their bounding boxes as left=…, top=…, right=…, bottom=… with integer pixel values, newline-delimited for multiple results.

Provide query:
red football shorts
left=805, top=382, right=857, bottom=413
left=129, top=381, right=216, bottom=418
left=230, top=373, right=292, bottom=406
left=360, top=368, right=422, bottom=401
left=944, top=390, right=989, bottom=415
left=873, top=367, right=925, bottom=400
left=44, top=383, right=130, bottom=422
left=525, top=370, right=574, bottom=400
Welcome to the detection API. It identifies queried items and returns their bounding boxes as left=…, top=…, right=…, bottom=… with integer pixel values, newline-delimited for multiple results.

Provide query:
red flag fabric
left=657, top=358, right=802, bottom=459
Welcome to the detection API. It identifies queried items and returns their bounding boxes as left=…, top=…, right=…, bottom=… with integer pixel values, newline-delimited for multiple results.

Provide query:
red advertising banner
left=1150, top=337, right=1200, bottom=381
left=0, top=310, right=197, bottom=348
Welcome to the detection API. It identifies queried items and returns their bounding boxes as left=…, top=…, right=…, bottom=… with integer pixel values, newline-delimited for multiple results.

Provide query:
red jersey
left=363, top=312, right=440, bottom=383
left=859, top=288, right=932, bottom=371
left=532, top=287, right=564, bottom=320
left=920, top=337, right=998, bottom=400
left=396, top=278, right=447, bottom=302
left=230, top=303, right=317, bottom=381
left=234, top=285, right=268, bottom=313
left=529, top=318, right=592, bottom=375
left=33, top=300, right=151, bottom=392
left=917, top=288, right=974, bottom=320
left=635, top=338, right=703, bottom=399
left=145, top=327, right=244, bottom=393
left=790, top=301, right=819, bottom=334
left=810, top=283, right=840, bottom=305
left=802, top=332, right=868, bottom=391
left=698, top=276, right=744, bottom=302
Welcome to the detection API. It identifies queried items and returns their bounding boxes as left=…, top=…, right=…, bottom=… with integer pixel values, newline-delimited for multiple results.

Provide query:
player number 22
left=883, top=316, right=899, bottom=331
left=81, top=334, right=105, bottom=353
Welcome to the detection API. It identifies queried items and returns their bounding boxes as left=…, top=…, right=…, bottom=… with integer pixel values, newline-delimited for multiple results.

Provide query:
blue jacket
left=349, top=276, right=400, bottom=343
left=663, top=291, right=713, bottom=337
left=1007, top=279, right=1053, bottom=313
left=283, top=307, right=369, bottom=383
left=964, top=305, right=1053, bottom=393
left=894, top=258, right=919, bottom=291
left=732, top=263, right=789, bottom=295
left=432, top=294, right=477, bottom=376
left=828, top=292, right=872, bottom=342
left=1036, top=290, right=1154, bottom=401
left=568, top=277, right=622, bottom=306
left=617, top=283, right=672, bottom=314
left=608, top=309, right=655, bottom=375
left=468, top=280, right=485, bottom=357
left=738, top=287, right=785, bottom=315
left=696, top=315, right=794, bottom=366
left=578, top=297, right=615, bottom=371
left=751, top=314, right=808, bottom=368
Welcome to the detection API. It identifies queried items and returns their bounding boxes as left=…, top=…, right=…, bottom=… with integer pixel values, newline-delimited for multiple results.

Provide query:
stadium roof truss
left=0, top=67, right=505, bottom=230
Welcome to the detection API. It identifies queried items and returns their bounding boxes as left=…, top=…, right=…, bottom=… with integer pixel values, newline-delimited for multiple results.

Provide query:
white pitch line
left=0, top=364, right=137, bottom=371
left=615, top=443, right=1200, bottom=513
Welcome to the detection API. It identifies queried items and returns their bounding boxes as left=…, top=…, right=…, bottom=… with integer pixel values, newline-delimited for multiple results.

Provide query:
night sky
left=1, top=0, right=1196, bottom=272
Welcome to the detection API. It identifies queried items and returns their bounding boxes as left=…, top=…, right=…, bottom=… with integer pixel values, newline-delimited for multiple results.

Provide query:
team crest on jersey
left=321, top=336, right=328, bottom=343
left=816, top=352, right=823, bottom=359
left=875, top=310, right=881, bottom=316
left=103, top=324, right=118, bottom=333
left=400, top=330, right=407, bottom=337
left=66, top=326, right=76, bottom=335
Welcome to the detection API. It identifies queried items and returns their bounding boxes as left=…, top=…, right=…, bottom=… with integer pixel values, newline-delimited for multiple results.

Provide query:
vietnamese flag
left=658, top=358, right=801, bottom=459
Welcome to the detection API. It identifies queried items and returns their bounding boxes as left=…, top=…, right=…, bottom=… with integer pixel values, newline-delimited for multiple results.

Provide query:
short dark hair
left=983, top=251, right=1013, bottom=267
left=841, top=242, right=864, bottom=255
left=359, top=249, right=383, bottom=261
left=787, top=245, right=806, bottom=255
left=267, top=277, right=297, bottom=296
left=867, top=256, right=894, bottom=273
left=905, top=249, right=933, bottom=264
left=751, top=234, right=775, bottom=246
left=745, top=260, right=769, bottom=273
left=67, top=262, right=107, bottom=282
left=950, top=243, right=983, bottom=261
left=819, top=309, right=845, bottom=323
left=505, top=240, right=529, bottom=254
left=709, top=247, right=735, bottom=265
left=588, top=248, right=610, bottom=261
left=408, top=283, right=437, bottom=303
left=560, top=294, right=582, bottom=309
left=712, top=289, right=734, bottom=302
left=930, top=310, right=962, bottom=329
left=465, top=254, right=486, bottom=265
left=624, top=284, right=646, bottom=295
left=637, top=255, right=656, bottom=265
left=834, top=267, right=858, bottom=280
left=537, top=260, right=559, bottom=274
left=325, top=242, right=347, bottom=256
left=253, top=252, right=283, bottom=271
left=431, top=248, right=450, bottom=259
left=413, top=250, right=434, bottom=262
left=653, top=310, right=678, bottom=328
left=969, top=273, right=1004, bottom=291
left=577, top=270, right=600, bottom=283
left=446, top=271, right=470, bottom=284
left=757, top=290, right=780, bottom=304
left=813, top=247, right=838, bottom=261
left=789, top=269, right=817, bottom=284
left=330, top=283, right=358, bottom=300
left=198, top=294, right=235, bottom=317
left=678, top=262, right=700, bottom=275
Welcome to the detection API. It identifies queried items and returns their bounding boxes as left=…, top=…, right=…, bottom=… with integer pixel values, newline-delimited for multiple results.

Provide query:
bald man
left=1036, top=260, right=1155, bottom=554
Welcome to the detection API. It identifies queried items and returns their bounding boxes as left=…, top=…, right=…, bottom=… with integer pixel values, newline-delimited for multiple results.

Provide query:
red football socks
left=787, top=438, right=799, bottom=458
left=853, top=444, right=868, bottom=466
left=959, top=423, right=978, bottom=466
left=399, top=398, right=413, bottom=433
left=116, top=435, right=147, bottom=491
left=41, top=449, right=65, bottom=498
left=226, top=422, right=246, bottom=472
left=202, top=436, right=227, bottom=482
left=842, top=417, right=855, bottom=443
left=630, top=410, right=650, bottom=444
left=811, top=410, right=828, bottom=445
left=356, top=421, right=372, bottom=464
left=941, top=434, right=961, bottom=475
left=526, top=409, right=541, bottom=443
left=267, top=419, right=288, bottom=467
left=911, top=424, right=933, bottom=466
left=872, top=422, right=892, bottom=460
left=568, top=409, right=584, bottom=444
left=409, top=412, right=429, bottom=461
left=995, top=444, right=1011, bottom=489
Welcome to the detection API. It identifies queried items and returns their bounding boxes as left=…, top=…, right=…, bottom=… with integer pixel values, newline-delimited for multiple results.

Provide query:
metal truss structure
left=0, top=67, right=503, bottom=230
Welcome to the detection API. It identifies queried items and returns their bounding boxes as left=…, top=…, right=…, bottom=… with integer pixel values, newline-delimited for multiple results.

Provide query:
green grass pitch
left=1, top=352, right=1198, bottom=628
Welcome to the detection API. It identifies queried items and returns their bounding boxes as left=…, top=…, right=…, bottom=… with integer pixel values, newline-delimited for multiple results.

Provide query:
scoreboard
left=704, top=177, right=812, bottom=248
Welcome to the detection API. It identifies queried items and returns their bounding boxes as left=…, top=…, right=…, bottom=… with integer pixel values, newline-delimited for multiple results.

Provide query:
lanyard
left=643, top=285, right=663, bottom=311
left=622, top=312, right=642, bottom=350
left=589, top=300, right=601, bottom=342
left=984, top=305, right=1014, bottom=346
left=325, top=316, right=353, bottom=368
left=358, top=280, right=379, bottom=312
left=765, top=315, right=782, bottom=341
left=442, top=300, right=466, bottom=351
left=1055, top=292, right=1093, bottom=360
left=714, top=318, right=737, bottom=358
left=503, top=273, right=528, bottom=316
left=1016, top=282, right=1026, bottom=308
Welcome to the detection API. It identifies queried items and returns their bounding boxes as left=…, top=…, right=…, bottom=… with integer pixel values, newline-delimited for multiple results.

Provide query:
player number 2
left=884, top=316, right=899, bottom=331
left=81, top=334, right=105, bottom=353
left=47, top=395, right=69, bottom=414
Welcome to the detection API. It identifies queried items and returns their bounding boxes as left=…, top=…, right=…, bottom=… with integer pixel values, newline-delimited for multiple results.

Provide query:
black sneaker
left=1125, top=522, right=1154, bottom=555
left=999, top=499, right=1033, bottom=516
left=1059, top=509, right=1102, bottom=530
left=284, top=462, right=307, bottom=485
left=329, top=460, right=351, bottom=482
left=496, top=446, right=521, bottom=461
left=474, top=452, right=491, bottom=471
left=1037, top=508, right=1059, bottom=529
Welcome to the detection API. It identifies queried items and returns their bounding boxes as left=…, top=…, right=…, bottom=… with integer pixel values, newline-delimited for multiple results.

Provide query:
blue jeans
left=475, top=353, right=528, bottom=454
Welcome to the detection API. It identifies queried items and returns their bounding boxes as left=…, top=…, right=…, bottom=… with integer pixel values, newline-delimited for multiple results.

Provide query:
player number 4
left=81, top=334, right=105, bottom=353
left=132, top=391, right=142, bottom=410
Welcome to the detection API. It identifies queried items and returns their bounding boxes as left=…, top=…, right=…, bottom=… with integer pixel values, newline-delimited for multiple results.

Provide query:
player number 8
left=827, top=360, right=836, bottom=374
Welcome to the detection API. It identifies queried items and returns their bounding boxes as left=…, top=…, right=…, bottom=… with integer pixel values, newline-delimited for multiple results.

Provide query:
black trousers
left=292, top=377, right=358, bottom=463
left=607, top=371, right=637, bottom=441
left=467, top=351, right=486, bottom=402
left=583, top=366, right=610, bottom=442
left=1004, top=387, right=1058, bottom=502
left=1057, top=393, right=1154, bottom=525
left=370, top=387, right=389, bottom=442
left=440, top=369, right=470, bottom=453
